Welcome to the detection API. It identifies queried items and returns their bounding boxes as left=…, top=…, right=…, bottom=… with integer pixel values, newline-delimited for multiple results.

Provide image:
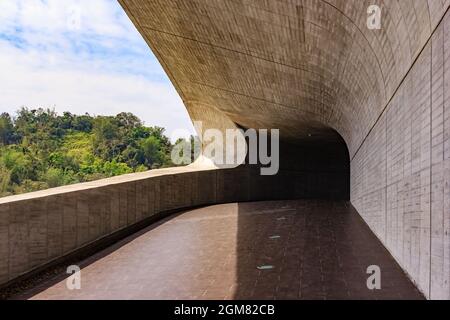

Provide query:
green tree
left=0, top=165, right=11, bottom=196
left=41, top=167, right=67, bottom=188
left=0, top=108, right=177, bottom=198
left=72, top=114, right=93, bottom=132
left=92, top=116, right=120, bottom=160
left=0, top=113, right=14, bottom=145
left=141, top=136, right=163, bottom=168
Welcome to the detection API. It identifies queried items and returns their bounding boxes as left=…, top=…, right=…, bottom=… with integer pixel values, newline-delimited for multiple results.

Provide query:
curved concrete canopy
left=120, top=0, right=449, bottom=156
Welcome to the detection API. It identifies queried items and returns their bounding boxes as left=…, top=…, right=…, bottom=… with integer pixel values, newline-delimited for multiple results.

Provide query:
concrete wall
left=118, top=0, right=449, bottom=299
left=350, top=11, right=450, bottom=300
left=3, top=0, right=447, bottom=299
left=0, top=141, right=349, bottom=288
left=0, top=167, right=217, bottom=287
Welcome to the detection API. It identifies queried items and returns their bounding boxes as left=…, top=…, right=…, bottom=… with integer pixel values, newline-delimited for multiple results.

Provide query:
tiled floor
left=17, top=200, right=423, bottom=300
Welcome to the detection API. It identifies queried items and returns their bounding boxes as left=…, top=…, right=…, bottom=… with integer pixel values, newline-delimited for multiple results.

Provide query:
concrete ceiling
left=119, top=0, right=450, bottom=156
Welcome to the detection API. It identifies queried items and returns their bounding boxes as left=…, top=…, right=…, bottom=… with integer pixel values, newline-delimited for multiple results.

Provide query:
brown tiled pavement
left=15, top=200, right=423, bottom=300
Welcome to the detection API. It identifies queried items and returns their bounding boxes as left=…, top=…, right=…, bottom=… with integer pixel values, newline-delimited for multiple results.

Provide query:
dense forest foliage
left=0, top=108, right=191, bottom=197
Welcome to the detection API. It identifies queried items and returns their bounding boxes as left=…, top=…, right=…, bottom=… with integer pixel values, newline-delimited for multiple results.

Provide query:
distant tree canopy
left=0, top=108, right=196, bottom=197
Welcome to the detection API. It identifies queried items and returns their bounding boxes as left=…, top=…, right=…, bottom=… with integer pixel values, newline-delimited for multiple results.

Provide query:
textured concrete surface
left=119, top=0, right=450, bottom=299
left=0, top=150, right=349, bottom=290
left=0, top=165, right=217, bottom=287
left=1, top=0, right=449, bottom=300
left=351, top=10, right=450, bottom=299
left=15, top=201, right=422, bottom=300
left=119, top=0, right=449, bottom=155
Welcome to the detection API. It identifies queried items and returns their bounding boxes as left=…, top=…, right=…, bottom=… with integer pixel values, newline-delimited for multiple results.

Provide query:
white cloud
left=0, top=0, right=134, bottom=37
left=0, top=0, right=195, bottom=141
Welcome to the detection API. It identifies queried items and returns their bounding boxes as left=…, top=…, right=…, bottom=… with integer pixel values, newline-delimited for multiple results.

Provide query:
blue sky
left=0, top=0, right=195, bottom=140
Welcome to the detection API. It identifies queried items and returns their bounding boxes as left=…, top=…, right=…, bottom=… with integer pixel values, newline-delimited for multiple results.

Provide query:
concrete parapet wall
left=0, top=166, right=217, bottom=287
left=0, top=154, right=348, bottom=288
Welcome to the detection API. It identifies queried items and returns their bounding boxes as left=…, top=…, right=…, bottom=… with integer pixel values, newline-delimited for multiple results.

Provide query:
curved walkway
left=17, top=200, right=422, bottom=300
